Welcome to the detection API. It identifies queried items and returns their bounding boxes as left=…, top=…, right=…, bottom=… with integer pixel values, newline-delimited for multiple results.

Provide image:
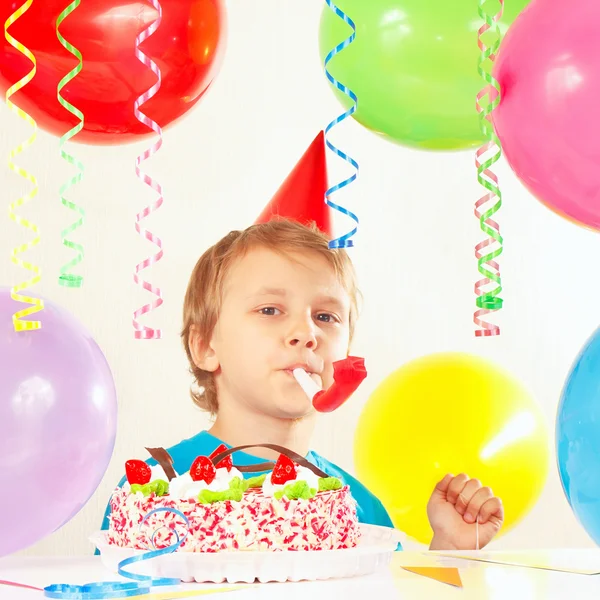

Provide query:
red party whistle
left=293, top=356, right=367, bottom=413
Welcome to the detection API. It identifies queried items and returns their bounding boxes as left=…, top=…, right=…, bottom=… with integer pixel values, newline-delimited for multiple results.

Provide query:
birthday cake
left=106, top=444, right=361, bottom=553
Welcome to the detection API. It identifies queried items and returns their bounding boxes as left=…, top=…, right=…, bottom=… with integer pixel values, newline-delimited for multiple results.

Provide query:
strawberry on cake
left=106, top=444, right=361, bottom=552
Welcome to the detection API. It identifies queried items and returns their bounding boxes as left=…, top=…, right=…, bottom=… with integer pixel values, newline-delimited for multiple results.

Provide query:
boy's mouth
left=282, top=364, right=319, bottom=376
left=282, top=368, right=322, bottom=387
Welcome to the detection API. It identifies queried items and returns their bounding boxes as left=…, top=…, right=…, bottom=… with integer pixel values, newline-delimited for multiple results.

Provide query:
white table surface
left=2, top=550, right=600, bottom=599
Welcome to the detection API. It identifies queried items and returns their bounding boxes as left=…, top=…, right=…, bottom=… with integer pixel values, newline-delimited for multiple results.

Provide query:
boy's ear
left=189, top=325, right=220, bottom=372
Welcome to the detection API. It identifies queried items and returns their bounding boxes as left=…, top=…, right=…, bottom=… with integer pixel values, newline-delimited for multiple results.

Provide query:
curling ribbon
left=323, top=0, right=359, bottom=249
left=43, top=508, right=188, bottom=599
left=0, top=580, right=42, bottom=591
left=474, top=0, right=504, bottom=337
left=5, top=0, right=43, bottom=331
left=133, top=0, right=164, bottom=339
left=57, top=0, right=84, bottom=288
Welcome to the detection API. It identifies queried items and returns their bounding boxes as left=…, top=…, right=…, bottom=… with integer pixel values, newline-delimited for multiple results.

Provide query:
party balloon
left=319, top=0, right=530, bottom=151
left=493, top=0, right=600, bottom=230
left=354, top=353, right=549, bottom=544
left=0, top=0, right=226, bottom=145
left=557, top=328, right=600, bottom=545
left=0, top=289, right=117, bottom=556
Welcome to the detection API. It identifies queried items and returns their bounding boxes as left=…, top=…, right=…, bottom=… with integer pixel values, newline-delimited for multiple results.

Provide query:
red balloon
left=0, top=0, right=227, bottom=145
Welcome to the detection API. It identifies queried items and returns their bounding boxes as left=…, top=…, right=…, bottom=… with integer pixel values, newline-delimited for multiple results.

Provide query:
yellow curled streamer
left=5, top=0, right=43, bottom=331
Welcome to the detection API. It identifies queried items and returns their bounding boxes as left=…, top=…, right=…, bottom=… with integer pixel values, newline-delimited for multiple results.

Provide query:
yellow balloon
left=354, top=353, right=549, bottom=544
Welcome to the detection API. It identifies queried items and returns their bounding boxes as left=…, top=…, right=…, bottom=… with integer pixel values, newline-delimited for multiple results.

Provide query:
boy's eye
left=315, top=312, right=338, bottom=324
left=259, top=307, right=280, bottom=316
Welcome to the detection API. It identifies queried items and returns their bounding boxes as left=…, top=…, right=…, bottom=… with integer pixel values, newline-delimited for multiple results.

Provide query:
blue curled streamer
left=43, top=508, right=189, bottom=599
left=323, top=0, right=359, bottom=250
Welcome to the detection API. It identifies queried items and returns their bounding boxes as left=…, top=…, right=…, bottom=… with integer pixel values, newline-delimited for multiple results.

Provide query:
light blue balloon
left=557, top=328, right=600, bottom=545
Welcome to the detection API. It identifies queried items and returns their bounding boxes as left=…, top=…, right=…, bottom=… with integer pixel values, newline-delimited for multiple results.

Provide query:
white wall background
left=1, top=0, right=599, bottom=556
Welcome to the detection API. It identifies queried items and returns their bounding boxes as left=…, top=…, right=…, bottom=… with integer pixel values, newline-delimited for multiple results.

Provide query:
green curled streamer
left=474, top=0, right=504, bottom=337
left=56, top=0, right=84, bottom=288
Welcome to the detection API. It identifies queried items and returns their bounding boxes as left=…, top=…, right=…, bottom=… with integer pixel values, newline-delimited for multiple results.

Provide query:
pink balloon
left=0, top=289, right=117, bottom=556
left=493, top=0, right=600, bottom=230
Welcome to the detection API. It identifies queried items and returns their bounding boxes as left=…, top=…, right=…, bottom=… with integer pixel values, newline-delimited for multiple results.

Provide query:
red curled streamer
left=133, top=1, right=164, bottom=339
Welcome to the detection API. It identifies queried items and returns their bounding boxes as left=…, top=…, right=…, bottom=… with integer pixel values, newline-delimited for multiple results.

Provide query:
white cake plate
left=91, top=524, right=400, bottom=584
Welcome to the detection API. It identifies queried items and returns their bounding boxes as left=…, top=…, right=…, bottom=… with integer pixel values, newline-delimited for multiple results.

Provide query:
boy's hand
left=426, top=473, right=504, bottom=551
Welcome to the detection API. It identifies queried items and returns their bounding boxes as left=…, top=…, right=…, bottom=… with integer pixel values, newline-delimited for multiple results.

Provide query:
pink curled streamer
left=133, top=0, right=163, bottom=340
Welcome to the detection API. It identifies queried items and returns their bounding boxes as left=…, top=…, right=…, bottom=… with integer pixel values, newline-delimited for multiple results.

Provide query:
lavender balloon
left=0, top=288, right=117, bottom=556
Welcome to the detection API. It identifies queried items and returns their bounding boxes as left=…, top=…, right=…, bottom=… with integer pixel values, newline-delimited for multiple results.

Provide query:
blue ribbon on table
left=323, top=0, right=359, bottom=250
left=43, top=508, right=190, bottom=599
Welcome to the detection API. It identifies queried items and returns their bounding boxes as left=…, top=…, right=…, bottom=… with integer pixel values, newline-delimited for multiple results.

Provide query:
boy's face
left=205, top=246, right=351, bottom=420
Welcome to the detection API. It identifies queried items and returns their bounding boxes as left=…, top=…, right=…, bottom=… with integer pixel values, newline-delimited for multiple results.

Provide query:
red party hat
left=255, top=131, right=332, bottom=237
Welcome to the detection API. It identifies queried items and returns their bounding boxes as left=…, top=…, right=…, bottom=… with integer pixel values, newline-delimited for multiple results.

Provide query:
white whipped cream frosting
left=168, top=466, right=244, bottom=500
left=123, top=459, right=325, bottom=502
left=261, top=465, right=320, bottom=497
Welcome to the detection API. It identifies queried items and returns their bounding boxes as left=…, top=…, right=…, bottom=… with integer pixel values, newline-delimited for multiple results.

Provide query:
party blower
left=293, top=356, right=367, bottom=412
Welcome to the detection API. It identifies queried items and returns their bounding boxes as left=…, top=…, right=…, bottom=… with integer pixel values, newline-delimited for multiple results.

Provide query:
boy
left=101, top=220, right=503, bottom=550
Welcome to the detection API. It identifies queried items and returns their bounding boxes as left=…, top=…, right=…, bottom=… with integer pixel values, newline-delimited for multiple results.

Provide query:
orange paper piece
left=401, top=566, right=463, bottom=587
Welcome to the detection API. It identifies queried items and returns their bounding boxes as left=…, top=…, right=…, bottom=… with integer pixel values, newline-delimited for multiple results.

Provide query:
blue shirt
left=100, top=430, right=398, bottom=548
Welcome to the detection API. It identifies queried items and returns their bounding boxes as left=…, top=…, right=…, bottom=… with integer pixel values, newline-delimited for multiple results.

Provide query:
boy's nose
left=286, top=321, right=317, bottom=349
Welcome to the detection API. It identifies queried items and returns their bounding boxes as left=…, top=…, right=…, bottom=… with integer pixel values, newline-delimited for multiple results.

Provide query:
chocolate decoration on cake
left=145, top=446, right=177, bottom=481
left=234, top=462, right=276, bottom=473
left=211, top=444, right=329, bottom=478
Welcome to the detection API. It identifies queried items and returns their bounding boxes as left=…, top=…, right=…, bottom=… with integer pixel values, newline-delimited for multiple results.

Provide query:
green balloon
left=319, top=0, right=530, bottom=151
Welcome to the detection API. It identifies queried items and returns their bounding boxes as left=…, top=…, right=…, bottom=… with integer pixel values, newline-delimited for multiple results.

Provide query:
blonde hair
left=181, top=219, right=360, bottom=414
